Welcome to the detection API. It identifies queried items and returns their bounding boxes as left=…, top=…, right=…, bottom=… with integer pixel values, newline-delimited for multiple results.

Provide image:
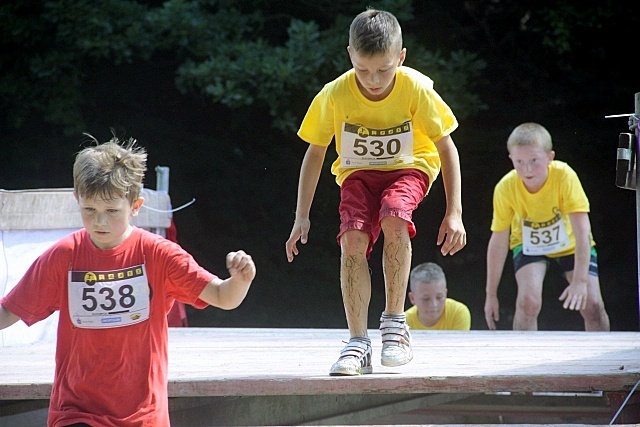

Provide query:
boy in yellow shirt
left=484, top=122, right=610, bottom=331
left=405, top=262, right=470, bottom=330
left=285, top=8, right=466, bottom=375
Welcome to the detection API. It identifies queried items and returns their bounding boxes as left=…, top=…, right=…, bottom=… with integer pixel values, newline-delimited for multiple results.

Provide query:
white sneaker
left=380, top=315, right=413, bottom=367
left=329, top=338, right=373, bottom=376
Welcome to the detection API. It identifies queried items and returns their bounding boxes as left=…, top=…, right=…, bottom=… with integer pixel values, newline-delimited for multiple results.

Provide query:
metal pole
left=155, top=166, right=170, bottom=193
left=154, top=166, right=170, bottom=238
left=635, top=92, right=640, bottom=329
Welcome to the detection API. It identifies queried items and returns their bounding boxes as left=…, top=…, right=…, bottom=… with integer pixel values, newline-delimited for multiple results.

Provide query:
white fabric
left=0, top=187, right=173, bottom=347
left=0, top=229, right=76, bottom=346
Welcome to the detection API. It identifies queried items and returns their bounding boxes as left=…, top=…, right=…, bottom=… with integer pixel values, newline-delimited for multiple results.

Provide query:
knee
left=516, top=293, right=542, bottom=318
left=380, top=216, right=408, bottom=236
left=581, top=299, right=607, bottom=320
left=341, top=230, right=369, bottom=256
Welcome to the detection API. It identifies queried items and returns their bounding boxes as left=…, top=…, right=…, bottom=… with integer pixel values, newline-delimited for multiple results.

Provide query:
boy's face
left=75, top=193, right=143, bottom=250
left=509, top=144, right=555, bottom=193
left=408, top=279, right=447, bottom=327
left=348, top=47, right=406, bottom=101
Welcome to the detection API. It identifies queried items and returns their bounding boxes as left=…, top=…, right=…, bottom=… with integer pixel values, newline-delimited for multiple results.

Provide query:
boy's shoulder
left=321, top=66, right=435, bottom=94
left=447, top=297, right=470, bottom=311
left=131, top=226, right=177, bottom=248
left=495, top=160, right=580, bottom=192
left=397, top=66, right=434, bottom=90
left=550, top=159, right=574, bottom=172
left=30, top=229, right=85, bottom=265
left=52, top=228, right=86, bottom=250
left=322, top=68, right=355, bottom=91
left=496, top=168, right=520, bottom=187
left=549, top=160, right=581, bottom=182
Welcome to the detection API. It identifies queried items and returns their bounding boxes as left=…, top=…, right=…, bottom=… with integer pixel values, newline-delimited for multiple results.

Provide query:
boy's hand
left=226, top=250, right=256, bottom=283
left=437, top=215, right=466, bottom=255
left=285, top=218, right=311, bottom=262
left=559, top=279, right=588, bottom=310
left=484, top=294, right=500, bottom=330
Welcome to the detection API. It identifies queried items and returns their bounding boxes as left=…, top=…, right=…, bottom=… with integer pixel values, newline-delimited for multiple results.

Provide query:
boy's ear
left=131, top=197, right=145, bottom=217
left=548, top=150, right=556, bottom=161
left=408, top=291, right=415, bottom=305
left=398, top=47, right=406, bottom=65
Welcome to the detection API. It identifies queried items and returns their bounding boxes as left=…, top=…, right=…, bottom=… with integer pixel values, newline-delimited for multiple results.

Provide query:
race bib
left=68, top=265, right=150, bottom=329
left=340, top=121, right=414, bottom=168
left=522, top=209, right=570, bottom=255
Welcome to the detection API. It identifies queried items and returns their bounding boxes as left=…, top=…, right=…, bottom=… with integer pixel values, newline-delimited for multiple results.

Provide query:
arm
left=559, top=212, right=591, bottom=310
left=285, top=143, right=328, bottom=262
left=197, top=251, right=256, bottom=310
left=0, top=305, right=20, bottom=330
left=485, top=229, right=510, bottom=330
left=433, top=135, right=466, bottom=256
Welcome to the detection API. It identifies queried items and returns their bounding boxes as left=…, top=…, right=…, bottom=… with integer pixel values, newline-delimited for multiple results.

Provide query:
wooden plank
left=0, top=188, right=171, bottom=230
left=0, top=329, right=639, bottom=401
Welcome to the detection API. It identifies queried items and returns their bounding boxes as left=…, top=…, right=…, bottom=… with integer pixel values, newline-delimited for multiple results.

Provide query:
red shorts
left=338, top=169, right=430, bottom=258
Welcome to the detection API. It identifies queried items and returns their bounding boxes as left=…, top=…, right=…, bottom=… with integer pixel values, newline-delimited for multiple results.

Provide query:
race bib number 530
left=340, top=121, right=414, bottom=167
left=68, top=265, right=150, bottom=328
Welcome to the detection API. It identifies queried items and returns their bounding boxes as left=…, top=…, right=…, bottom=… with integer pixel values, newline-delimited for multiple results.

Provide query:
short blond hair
left=73, top=133, right=147, bottom=204
left=507, top=122, right=553, bottom=153
left=349, top=9, right=403, bottom=56
left=410, top=262, right=447, bottom=292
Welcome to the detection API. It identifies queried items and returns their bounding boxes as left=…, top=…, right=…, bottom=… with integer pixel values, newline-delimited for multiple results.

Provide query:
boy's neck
left=522, top=174, right=549, bottom=194
left=356, top=74, right=396, bottom=101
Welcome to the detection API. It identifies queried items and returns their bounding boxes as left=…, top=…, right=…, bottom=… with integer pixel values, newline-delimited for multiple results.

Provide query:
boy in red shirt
left=0, top=135, right=256, bottom=426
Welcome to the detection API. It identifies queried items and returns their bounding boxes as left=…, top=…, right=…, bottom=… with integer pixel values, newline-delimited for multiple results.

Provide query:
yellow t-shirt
left=297, top=66, right=458, bottom=188
left=405, top=298, right=471, bottom=330
left=491, top=160, right=594, bottom=257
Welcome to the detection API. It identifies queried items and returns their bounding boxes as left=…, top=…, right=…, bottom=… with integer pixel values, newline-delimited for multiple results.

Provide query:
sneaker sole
left=380, top=352, right=413, bottom=367
left=381, top=353, right=413, bottom=367
left=329, top=365, right=373, bottom=376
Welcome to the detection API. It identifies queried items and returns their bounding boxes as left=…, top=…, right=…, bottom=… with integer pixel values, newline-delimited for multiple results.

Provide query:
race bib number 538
left=68, top=265, right=150, bottom=328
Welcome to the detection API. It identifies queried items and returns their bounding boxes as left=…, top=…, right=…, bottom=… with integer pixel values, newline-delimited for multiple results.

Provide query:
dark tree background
left=1, top=0, right=637, bottom=331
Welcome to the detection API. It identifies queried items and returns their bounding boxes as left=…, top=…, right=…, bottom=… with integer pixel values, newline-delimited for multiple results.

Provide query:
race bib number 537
left=522, top=209, right=570, bottom=255
left=68, top=265, right=150, bottom=328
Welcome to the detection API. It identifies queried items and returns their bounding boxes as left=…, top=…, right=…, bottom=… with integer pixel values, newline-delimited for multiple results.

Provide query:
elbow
left=218, top=301, right=242, bottom=311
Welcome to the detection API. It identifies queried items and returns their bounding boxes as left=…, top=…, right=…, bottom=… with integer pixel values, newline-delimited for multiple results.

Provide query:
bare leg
left=377, top=216, right=413, bottom=367
left=513, top=262, right=546, bottom=330
left=380, top=216, right=411, bottom=314
left=565, top=271, right=611, bottom=331
left=340, top=230, right=371, bottom=337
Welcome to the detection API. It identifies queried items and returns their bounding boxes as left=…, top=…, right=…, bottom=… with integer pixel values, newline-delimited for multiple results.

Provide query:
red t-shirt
left=1, top=227, right=215, bottom=426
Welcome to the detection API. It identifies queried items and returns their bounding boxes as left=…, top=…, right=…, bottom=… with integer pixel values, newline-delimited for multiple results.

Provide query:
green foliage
left=0, top=0, right=487, bottom=134
left=529, top=3, right=613, bottom=56
left=404, top=45, right=487, bottom=120
left=42, top=0, right=151, bottom=63
left=0, top=1, right=637, bottom=331
left=0, top=0, right=152, bottom=131
left=175, top=18, right=329, bottom=132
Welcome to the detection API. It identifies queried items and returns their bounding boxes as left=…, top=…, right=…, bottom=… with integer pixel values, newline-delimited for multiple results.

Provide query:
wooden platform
left=1, top=328, right=639, bottom=425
